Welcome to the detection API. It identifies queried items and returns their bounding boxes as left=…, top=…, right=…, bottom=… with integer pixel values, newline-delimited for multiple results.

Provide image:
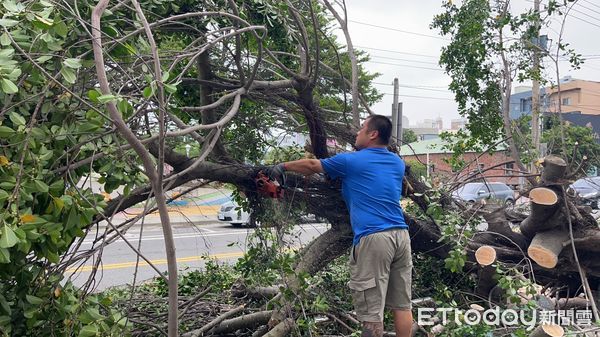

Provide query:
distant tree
left=402, top=129, right=418, bottom=144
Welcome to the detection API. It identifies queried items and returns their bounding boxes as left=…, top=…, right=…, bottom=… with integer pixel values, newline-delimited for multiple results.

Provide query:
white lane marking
left=80, top=224, right=328, bottom=246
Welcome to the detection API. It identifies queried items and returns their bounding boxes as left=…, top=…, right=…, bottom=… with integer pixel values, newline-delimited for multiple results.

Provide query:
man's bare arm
left=283, top=159, right=324, bottom=175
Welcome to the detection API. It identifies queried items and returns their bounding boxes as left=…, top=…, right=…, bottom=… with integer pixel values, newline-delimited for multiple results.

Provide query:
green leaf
left=97, top=94, right=117, bottom=104
left=8, top=112, right=25, bottom=126
left=164, top=83, right=177, bottom=94
left=0, top=33, right=9, bottom=46
left=78, top=324, right=99, bottom=337
left=1, top=79, right=17, bottom=94
left=86, top=307, right=105, bottom=321
left=53, top=21, right=68, bottom=38
left=0, top=19, right=19, bottom=28
left=87, top=90, right=100, bottom=102
left=49, top=180, right=64, bottom=196
left=0, top=182, right=14, bottom=190
left=33, top=180, right=49, bottom=193
left=3, top=0, right=25, bottom=13
left=161, top=71, right=169, bottom=82
left=63, top=58, right=82, bottom=69
left=0, top=190, right=9, bottom=202
left=0, top=247, right=9, bottom=263
left=142, top=86, right=153, bottom=98
left=0, top=294, right=10, bottom=315
left=117, top=99, right=132, bottom=116
left=65, top=207, right=78, bottom=229
left=25, top=295, right=44, bottom=305
left=60, top=66, right=76, bottom=84
left=0, top=126, right=15, bottom=138
left=7, top=67, right=21, bottom=81
left=0, top=47, right=14, bottom=58
left=0, top=226, right=19, bottom=248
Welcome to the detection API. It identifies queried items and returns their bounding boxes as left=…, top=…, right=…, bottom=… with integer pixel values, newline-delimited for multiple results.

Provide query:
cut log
left=528, top=230, right=571, bottom=268
left=475, top=246, right=500, bottom=299
left=528, top=323, right=564, bottom=337
left=541, top=155, right=567, bottom=184
left=520, top=188, right=560, bottom=238
left=475, top=246, right=497, bottom=266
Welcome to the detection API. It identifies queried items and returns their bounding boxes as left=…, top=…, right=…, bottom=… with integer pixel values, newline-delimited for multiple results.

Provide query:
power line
left=525, top=0, right=600, bottom=29
left=355, top=45, right=439, bottom=59
left=557, top=58, right=600, bottom=71
left=369, top=55, right=439, bottom=65
left=569, top=6, right=600, bottom=25
left=366, top=60, right=444, bottom=71
left=576, top=1, right=600, bottom=17
left=372, top=81, right=449, bottom=89
left=373, top=82, right=451, bottom=93
left=382, top=93, right=454, bottom=101
left=348, top=20, right=449, bottom=41
left=581, top=0, right=600, bottom=11
left=569, top=13, right=600, bottom=29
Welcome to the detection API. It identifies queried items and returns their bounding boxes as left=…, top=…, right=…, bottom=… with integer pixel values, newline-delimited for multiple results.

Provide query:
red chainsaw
left=255, top=171, right=284, bottom=199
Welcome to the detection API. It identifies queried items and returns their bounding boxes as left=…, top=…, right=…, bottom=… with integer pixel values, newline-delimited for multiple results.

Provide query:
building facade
left=400, top=138, right=521, bottom=187
left=510, top=78, right=600, bottom=119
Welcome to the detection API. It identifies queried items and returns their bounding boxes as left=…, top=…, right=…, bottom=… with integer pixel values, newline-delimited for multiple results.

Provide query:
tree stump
left=527, top=229, right=570, bottom=268
left=520, top=188, right=560, bottom=238
left=528, top=323, right=564, bottom=337
left=541, top=156, right=567, bottom=184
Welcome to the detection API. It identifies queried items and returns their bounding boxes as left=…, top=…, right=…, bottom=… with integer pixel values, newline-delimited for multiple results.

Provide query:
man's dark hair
left=367, top=115, right=392, bottom=145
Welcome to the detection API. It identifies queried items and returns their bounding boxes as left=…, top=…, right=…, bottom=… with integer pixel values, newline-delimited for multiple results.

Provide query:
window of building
left=478, top=163, right=485, bottom=171
left=520, top=98, right=532, bottom=112
left=505, top=162, right=514, bottom=176
left=562, top=97, right=571, bottom=106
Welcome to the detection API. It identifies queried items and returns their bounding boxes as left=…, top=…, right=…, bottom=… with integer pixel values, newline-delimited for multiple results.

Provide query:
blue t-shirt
left=320, top=147, right=408, bottom=245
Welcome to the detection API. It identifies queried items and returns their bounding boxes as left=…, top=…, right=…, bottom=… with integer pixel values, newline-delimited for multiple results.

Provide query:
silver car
left=569, top=176, right=600, bottom=209
left=453, top=182, right=515, bottom=205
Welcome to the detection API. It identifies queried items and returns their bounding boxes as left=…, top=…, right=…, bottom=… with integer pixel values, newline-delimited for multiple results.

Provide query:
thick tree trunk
left=136, top=150, right=600, bottom=293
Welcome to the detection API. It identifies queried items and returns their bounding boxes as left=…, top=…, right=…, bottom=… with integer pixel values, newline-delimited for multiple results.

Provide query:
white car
left=217, top=201, right=251, bottom=227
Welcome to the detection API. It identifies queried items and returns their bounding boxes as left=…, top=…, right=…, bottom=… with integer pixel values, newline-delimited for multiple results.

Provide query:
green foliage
left=431, top=0, right=583, bottom=166
left=402, top=129, right=418, bottom=145
left=145, top=259, right=240, bottom=297
left=432, top=0, right=505, bottom=157
left=542, top=115, right=600, bottom=174
left=513, top=114, right=600, bottom=174
left=263, top=145, right=305, bottom=164
left=405, top=159, right=427, bottom=181
left=0, top=0, right=385, bottom=334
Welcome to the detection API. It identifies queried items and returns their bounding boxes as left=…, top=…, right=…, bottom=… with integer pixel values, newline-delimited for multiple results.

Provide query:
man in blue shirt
left=268, top=115, right=412, bottom=337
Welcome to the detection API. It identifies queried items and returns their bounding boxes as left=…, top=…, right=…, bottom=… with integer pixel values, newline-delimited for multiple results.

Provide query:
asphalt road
left=66, top=221, right=330, bottom=291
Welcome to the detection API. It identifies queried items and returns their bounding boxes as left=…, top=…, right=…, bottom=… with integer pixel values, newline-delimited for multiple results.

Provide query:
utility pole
left=531, top=0, right=541, bottom=165
left=397, top=102, right=403, bottom=143
left=391, top=78, right=400, bottom=144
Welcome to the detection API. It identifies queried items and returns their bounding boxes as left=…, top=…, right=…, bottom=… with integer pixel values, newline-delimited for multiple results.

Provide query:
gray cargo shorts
left=348, top=228, right=412, bottom=322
